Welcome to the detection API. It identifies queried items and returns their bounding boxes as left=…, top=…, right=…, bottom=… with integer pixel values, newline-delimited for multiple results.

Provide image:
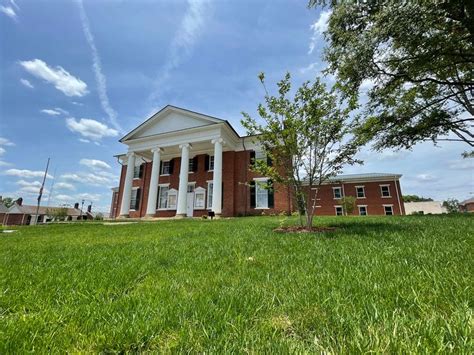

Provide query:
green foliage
left=309, top=1, right=474, bottom=152
left=403, top=195, right=434, bottom=203
left=0, top=216, right=472, bottom=352
left=242, top=73, right=362, bottom=228
left=443, top=198, right=461, bottom=213
left=94, top=213, right=104, bottom=221
left=339, top=196, right=356, bottom=215
left=46, top=207, right=68, bottom=221
left=0, top=197, right=14, bottom=208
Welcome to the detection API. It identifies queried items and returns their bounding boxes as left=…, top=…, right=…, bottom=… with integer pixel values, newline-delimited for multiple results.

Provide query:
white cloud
left=15, top=180, right=48, bottom=195
left=41, top=109, right=61, bottom=116
left=71, top=101, right=83, bottom=106
left=416, top=173, right=437, bottom=182
left=16, top=180, right=42, bottom=188
left=79, top=138, right=90, bottom=143
left=80, top=158, right=111, bottom=170
left=61, top=172, right=117, bottom=186
left=150, top=0, right=211, bottom=101
left=19, top=59, right=88, bottom=97
left=55, top=182, right=76, bottom=191
left=10, top=0, right=19, bottom=11
left=4, top=169, right=53, bottom=179
left=308, top=10, right=331, bottom=54
left=299, top=62, right=319, bottom=74
left=0, top=5, right=16, bottom=20
left=0, top=160, right=12, bottom=167
left=76, top=0, right=121, bottom=132
left=65, top=117, right=118, bottom=141
left=0, top=137, right=15, bottom=146
left=0, top=147, right=5, bottom=156
left=20, top=78, right=34, bottom=89
left=55, top=192, right=101, bottom=203
left=449, top=159, right=474, bottom=171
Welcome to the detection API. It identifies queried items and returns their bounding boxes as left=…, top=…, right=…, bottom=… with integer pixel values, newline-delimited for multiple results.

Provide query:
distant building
left=459, top=198, right=474, bottom=213
left=404, top=201, right=447, bottom=215
left=1, top=198, right=93, bottom=226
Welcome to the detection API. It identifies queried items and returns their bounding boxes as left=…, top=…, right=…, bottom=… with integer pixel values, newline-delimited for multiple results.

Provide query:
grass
left=0, top=215, right=473, bottom=353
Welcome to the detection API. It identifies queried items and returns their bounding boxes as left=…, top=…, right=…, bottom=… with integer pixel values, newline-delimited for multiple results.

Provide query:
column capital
left=151, top=147, right=162, bottom=153
left=179, top=143, right=192, bottom=150
left=126, top=151, right=136, bottom=158
left=211, top=137, right=225, bottom=145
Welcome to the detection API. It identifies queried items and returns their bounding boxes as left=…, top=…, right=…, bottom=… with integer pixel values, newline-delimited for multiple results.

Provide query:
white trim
left=380, top=184, right=391, bottom=198
left=355, top=185, right=366, bottom=199
left=207, top=181, right=213, bottom=209
left=334, top=205, right=343, bottom=216
left=383, top=204, right=394, bottom=215
left=332, top=186, right=343, bottom=199
left=253, top=177, right=269, bottom=182
left=357, top=205, right=368, bottom=216
left=254, top=178, right=270, bottom=209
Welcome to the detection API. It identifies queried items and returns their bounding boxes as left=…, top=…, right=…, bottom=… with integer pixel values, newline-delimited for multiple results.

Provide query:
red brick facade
left=111, top=150, right=404, bottom=218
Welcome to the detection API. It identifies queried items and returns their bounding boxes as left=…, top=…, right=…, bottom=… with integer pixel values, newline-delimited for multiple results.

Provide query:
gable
left=121, top=106, right=225, bottom=142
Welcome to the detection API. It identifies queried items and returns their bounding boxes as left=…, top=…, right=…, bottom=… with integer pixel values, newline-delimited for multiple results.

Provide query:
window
left=194, top=187, right=206, bottom=209
left=208, top=155, right=214, bottom=171
left=333, top=187, right=343, bottom=199
left=380, top=185, right=391, bottom=197
left=335, top=206, right=343, bottom=216
left=358, top=205, right=367, bottom=216
left=130, top=188, right=140, bottom=210
left=187, top=183, right=195, bottom=193
left=188, top=159, right=194, bottom=172
left=255, top=179, right=269, bottom=209
left=255, top=150, right=266, bottom=162
left=167, top=189, right=178, bottom=209
left=133, top=165, right=141, bottom=179
left=384, top=205, right=393, bottom=215
left=161, top=161, right=171, bottom=175
left=356, top=186, right=365, bottom=198
left=207, top=182, right=213, bottom=209
left=157, top=186, right=169, bottom=209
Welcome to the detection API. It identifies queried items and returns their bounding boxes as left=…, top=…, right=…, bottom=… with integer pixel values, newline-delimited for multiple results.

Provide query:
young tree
left=403, top=195, right=434, bottom=203
left=0, top=197, right=15, bottom=208
left=241, top=73, right=362, bottom=229
left=443, top=199, right=460, bottom=213
left=309, top=1, right=474, bottom=154
left=339, top=196, right=356, bottom=216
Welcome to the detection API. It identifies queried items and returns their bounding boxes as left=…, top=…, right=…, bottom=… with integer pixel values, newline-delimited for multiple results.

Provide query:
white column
left=146, top=147, right=162, bottom=217
left=120, top=152, right=136, bottom=217
left=212, top=138, right=224, bottom=216
left=176, top=143, right=191, bottom=217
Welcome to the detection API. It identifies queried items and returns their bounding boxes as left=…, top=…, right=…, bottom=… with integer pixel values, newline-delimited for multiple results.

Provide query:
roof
left=327, top=173, right=402, bottom=183
left=0, top=203, right=8, bottom=213
left=9, top=204, right=82, bottom=216
left=119, top=105, right=242, bottom=142
left=460, top=197, right=474, bottom=205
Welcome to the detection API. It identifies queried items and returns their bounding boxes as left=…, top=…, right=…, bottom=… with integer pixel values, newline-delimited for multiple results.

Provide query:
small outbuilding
left=459, top=198, right=474, bottom=213
left=404, top=201, right=447, bottom=215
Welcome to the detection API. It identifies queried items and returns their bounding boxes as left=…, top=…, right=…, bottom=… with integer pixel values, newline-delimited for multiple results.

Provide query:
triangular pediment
left=121, top=105, right=225, bottom=142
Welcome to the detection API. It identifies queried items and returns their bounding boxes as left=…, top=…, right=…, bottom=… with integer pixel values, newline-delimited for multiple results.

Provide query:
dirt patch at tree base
left=273, top=226, right=336, bottom=233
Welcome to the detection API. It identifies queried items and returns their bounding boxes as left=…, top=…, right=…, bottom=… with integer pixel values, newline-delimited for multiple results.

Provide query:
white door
left=186, top=192, right=194, bottom=217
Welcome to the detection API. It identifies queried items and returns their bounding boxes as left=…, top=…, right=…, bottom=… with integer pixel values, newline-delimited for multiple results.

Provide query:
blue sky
left=0, top=0, right=472, bottom=212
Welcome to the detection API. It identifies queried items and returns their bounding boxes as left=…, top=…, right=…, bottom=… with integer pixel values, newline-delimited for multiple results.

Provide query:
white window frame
left=254, top=177, right=269, bottom=209
left=161, top=161, right=171, bottom=176
left=157, top=184, right=170, bottom=210
left=333, top=187, right=343, bottom=199
left=208, top=155, right=214, bottom=171
left=335, top=205, right=343, bottom=216
left=130, top=187, right=139, bottom=211
left=311, top=187, right=321, bottom=201
left=355, top=186, right=366, bottom=199
left=358, top=205, right=368, bottom=216
left=133, top=165, right=141, bottom=180
left=380, top=184, right=391, bottom=198
left=194, top=187, right=206, bottom=209
left=188, top=158, right=194, bottom=174
left=383, top=204, right=394, bottom=215
left=255, top=150, right=266, bottom=162
left=207, top=181, right=213, bottom=209
left=167, top=188, right=178, bottom=210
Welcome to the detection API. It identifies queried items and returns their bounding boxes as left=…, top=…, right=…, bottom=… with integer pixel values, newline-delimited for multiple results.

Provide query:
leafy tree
left=339, top=196, right=356, bottom=216
left=309, top=1, right=474, bottom=154
left=94, top=213, right=104, bottom=221
left=403, top=195, right=434, bottom=203
left=46, top=207, right=68, bottom=221
left=241, top=73, right=362, bottom=229
left=442, top=198, right=460, bottom=213
left=0, top=197, right=14, bottom=208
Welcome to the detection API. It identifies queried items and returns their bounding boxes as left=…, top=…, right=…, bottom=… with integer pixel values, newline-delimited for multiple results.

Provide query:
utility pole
left=34, top=158, right=50, bottom=225
left=80, top=199, right=85, bottom=221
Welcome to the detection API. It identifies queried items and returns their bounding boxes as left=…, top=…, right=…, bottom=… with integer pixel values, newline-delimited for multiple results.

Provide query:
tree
left=241, top=73, right=362, bottom=229
left=339, top=196, right=356, bottom=216
left=0, top=197, right=14, bottom=208
left=309, top=1, right=474, bottom=154
left=46, top=207, right=68, bottom=221
left=403, top=195, right=434, bottom=203
left=443, top=199, right=460, bottom=213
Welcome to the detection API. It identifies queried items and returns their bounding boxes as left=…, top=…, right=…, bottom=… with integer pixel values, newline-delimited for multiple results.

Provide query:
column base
left=143, top=214, right=156, bottom=219
left=212, top=213, right=222, bottom=219
left=118, top=214, right=129, bottom=219
left=174, top=213, right=186, bottom=219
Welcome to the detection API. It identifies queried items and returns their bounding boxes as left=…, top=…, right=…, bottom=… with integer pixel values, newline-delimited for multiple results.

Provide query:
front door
left=186, top=192, right=194, bottom=217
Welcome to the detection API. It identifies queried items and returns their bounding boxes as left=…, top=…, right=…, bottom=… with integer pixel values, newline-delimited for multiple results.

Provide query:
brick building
left=111, top=105, right=405, bottom=218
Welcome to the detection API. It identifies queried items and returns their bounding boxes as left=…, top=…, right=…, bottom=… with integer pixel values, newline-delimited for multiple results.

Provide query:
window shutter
left=193, top=156, right=198, bottom=172
left=159, top=161, right=163, bottom=174
left=267, top=155, right=273, bottom=167
left=156, top=186, right=160, bottom=209
left=135, top=188, right=141, bottom=210
left=250, top=151, right=255, bottom=167
left=139, top=164, right=144, bottom=178
left=250, top=181, right=256, bottom=208
left=169, top=159, right=174, bottom=174
left=268, top=179, right=274, bottom=208
left=205, top=154, right=209, bottom=171
left=221, top=182, right=224, bottom=208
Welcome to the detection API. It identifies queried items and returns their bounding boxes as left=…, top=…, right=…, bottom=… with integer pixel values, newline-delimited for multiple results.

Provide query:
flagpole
left=33, top=158, right=50, bottom=225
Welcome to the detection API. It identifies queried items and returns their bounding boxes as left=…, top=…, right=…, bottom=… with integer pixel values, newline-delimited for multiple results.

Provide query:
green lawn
left=0, top=215, right=472, bottom=353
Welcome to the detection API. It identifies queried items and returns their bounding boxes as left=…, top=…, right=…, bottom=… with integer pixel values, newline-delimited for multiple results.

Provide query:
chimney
left=16, top=197, right=23, bottom=206
left=87, top=204, right=92, bottom=213
left=74, top=202, right=79, bottom=209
